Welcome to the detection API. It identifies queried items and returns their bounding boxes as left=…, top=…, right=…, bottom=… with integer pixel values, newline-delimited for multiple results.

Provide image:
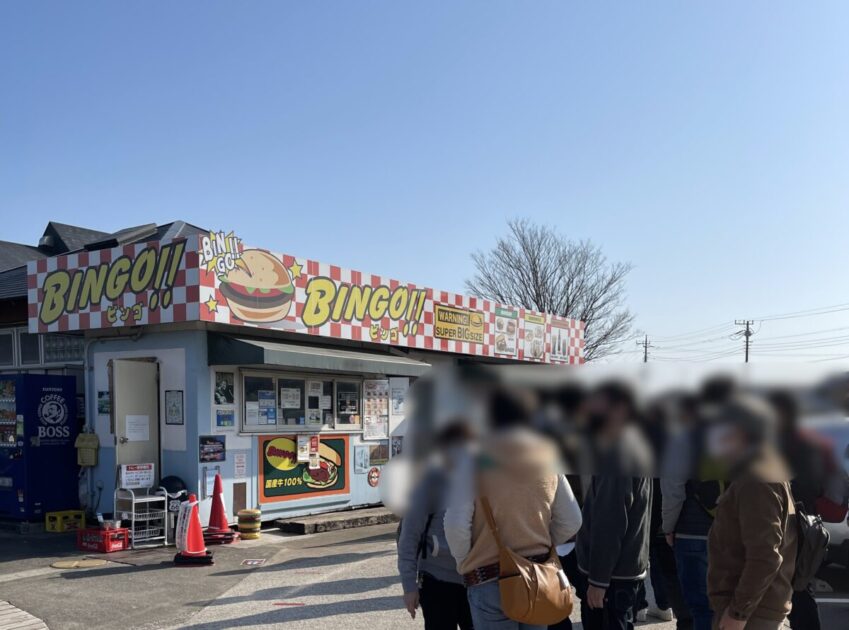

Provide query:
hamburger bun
left=221, top=249, right=294, bottom=323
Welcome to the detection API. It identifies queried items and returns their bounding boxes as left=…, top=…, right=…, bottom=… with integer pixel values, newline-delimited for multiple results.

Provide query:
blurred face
left=706, top=423, right=747, bottom=465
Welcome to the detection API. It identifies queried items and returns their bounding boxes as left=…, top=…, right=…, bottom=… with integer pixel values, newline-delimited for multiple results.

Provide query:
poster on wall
left=363, top=379, right=389, bottom=440
left=200, top=435, right=226, bottom=462
left=97, top=391, right=111, bottom=415
left=391, top=436, right=403, bottom=457
left=259, top=435, right=349, bottom=503
left=215, top=409, right=235, bottom=432
left=165, top=390, right=184, bottom=425
left=234, top=452, right=248, bottom=479
left=388, top=377, right=409, bottom=435
left=214, top=372, right=234, bottom=405
left=354, top=445, right=369, bottom=473
left=494, top=307, right=519, bottom=357
left=368, top=441, right=389, bottom=466
left=523, top=313, right=547, bottom=361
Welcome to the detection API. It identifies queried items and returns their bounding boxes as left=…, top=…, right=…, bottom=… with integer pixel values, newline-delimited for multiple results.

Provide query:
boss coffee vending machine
left=0, top=374, right=78, bottom=520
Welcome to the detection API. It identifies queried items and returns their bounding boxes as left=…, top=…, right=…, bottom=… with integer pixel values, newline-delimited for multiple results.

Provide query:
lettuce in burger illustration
left=303, top=442, right=342, bottom=489
left=220, top=249, right=294, bottom=323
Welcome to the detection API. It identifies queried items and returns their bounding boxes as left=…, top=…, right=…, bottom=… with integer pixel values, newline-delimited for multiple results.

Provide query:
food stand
left=26, top=231, right=584, bottom=523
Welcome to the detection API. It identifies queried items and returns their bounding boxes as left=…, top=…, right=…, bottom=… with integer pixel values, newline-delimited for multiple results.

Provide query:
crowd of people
left=394, top=367, right=849, bottom=630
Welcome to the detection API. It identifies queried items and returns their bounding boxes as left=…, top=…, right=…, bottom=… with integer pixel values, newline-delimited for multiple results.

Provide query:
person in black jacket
left=575, top=382, right=653, bottom=630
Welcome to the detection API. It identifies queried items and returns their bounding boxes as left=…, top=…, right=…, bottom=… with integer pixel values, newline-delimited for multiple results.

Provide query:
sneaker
left=636, top=608, right=648, bottom=622
left=647, top=606, right=674, bottom=621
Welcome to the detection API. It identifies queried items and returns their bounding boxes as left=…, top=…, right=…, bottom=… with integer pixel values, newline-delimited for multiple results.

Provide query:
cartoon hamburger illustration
left=302, top=442, right=342, bottom=489
left=220, top=249, right=294, bottom=323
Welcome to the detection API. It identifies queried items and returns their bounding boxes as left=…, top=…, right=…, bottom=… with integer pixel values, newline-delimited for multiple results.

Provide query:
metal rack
left=114, top=487, right=169, bottom=548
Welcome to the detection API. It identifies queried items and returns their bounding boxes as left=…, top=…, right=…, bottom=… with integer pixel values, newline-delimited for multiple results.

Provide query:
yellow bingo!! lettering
left=301, top=276, right=427, bottom=335
left=38, top=241, right=186, bottom=326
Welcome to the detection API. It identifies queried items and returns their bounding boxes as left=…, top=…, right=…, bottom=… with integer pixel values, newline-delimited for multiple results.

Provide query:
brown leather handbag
left=480, top=497, right=573, bottom=625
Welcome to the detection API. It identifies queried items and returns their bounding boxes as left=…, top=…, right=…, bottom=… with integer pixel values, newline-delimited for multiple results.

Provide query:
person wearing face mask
left=574, top=382, right=653, bottom=630
left=398, top=421, right=476, bottom=629
left=706, top=396, right=797, bottom=630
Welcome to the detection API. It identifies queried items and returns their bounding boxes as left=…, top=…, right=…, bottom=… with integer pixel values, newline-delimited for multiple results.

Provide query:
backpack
left=789, top=487, right=831, bottom=591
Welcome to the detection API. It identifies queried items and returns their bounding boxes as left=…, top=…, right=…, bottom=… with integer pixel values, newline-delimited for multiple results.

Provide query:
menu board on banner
left=363, top=379, right=389, bottom=440
left=120, top=463, right=155, bottom=489
left=523, top=313, right=547, bottom=361
left=494, top=307, right=519, bottom=357
left=550, top=318, right=574, bottom=363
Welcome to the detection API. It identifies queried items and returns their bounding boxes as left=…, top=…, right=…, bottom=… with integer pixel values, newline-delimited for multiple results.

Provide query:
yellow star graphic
left=289, top=261, right=303, bottom=279
left=204, top=297, right=219, bottom=313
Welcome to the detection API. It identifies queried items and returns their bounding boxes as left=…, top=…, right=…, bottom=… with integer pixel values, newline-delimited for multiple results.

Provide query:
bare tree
left=466, top=219, right=635, bottom=361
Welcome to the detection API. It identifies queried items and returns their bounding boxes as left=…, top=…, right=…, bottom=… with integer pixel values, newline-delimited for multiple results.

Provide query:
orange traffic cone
left=174, top=493, right=214, bottom=566
left=204, top=474, right=237, bottom=545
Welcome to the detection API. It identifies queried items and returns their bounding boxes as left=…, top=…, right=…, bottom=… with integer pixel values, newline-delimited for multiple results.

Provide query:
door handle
left=118, top=436, right=129, bottom=444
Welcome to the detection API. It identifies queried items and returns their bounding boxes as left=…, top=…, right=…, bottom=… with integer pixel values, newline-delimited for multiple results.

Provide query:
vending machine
left=0, top=374, right=79, bottom=520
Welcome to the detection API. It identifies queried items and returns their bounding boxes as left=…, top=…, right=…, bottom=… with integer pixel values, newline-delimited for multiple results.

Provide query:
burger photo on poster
left=220, top=249, right=295, bottom=323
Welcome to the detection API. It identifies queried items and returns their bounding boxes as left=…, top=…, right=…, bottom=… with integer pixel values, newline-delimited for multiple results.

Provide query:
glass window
left=335, top=381, right=361, bottom=428
left=305, top=379, right=334, bottom=429
left=278, top=378, right=305, bottom=426
left=244, top=375, right=276, bottom=427
left=0, top=333, right=12, bottom=366
left=19, top=332, right=40, bottom=365
left=42, top=334, right=84, bottom=363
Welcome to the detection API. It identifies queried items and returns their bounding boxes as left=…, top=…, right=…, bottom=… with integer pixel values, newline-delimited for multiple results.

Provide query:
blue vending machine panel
left=0, top=374, right=79, bottom=520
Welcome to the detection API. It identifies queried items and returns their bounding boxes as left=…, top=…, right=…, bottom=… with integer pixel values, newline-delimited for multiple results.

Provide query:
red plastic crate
left=76, top=527, right=129, bottom=553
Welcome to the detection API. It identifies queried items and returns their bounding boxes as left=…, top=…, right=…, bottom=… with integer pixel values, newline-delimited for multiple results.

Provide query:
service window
left=335, top=380, right=361, bottom=428
left=244, top=375, right=276, bottom=427
left=278, top=378, right=305, bottom=426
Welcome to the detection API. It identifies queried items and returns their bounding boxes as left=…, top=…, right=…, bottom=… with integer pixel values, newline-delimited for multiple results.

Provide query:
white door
left=113, top=359, right=160, bottom=477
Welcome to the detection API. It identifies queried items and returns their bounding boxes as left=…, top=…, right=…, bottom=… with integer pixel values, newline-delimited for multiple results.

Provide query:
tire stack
left=237, top=508, right=262, bottom=540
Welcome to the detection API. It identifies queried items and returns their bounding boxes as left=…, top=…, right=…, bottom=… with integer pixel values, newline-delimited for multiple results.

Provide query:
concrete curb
left=275, top=507, right=399, bottom=535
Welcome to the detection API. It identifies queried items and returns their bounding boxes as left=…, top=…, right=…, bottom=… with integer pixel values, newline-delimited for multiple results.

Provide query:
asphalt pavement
left=1, top=523, right=847, bottom=629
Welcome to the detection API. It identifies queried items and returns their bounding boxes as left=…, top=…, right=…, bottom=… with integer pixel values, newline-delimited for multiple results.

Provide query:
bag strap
left=480, top=496, right=506, bottom=552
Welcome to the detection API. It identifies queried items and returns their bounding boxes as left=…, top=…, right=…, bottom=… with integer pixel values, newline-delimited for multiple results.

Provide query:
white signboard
left=120, top=463, right=155, bottom=489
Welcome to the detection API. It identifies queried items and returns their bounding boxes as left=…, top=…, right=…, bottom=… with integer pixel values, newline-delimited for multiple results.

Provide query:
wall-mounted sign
left=28, top=239, right=191, bottom=333
left=259, top=435, right=349, bottom=503
left=27, top=231, right=584, bottom=364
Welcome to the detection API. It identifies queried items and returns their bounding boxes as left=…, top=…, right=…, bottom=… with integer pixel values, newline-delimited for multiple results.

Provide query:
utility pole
left=636, top=334, right=653, bottom=363
left=734, top=320, right=754, bottom=363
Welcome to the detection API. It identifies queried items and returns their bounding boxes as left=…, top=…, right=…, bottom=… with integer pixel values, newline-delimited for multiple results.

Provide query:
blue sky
left=2, top=3, right=848, bottom=361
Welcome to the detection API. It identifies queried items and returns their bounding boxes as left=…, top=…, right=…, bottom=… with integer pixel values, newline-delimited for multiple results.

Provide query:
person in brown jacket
left=705, top=396, right=797, bottom=630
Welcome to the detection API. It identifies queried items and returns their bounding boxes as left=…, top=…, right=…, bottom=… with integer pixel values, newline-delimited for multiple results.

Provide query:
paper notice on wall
left=388, top=377, right=409, bottom=436
left=307, top=381, right=323, bottom=397
left=125, top=415, right=150, bottom=442
left=319, top=395, right=332, bottom=410
left=234, top=453, right=247, bottom=479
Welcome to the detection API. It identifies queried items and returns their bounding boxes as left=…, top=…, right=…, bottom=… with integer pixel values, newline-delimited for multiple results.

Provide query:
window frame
left=238, top=368, right=366, bottom=435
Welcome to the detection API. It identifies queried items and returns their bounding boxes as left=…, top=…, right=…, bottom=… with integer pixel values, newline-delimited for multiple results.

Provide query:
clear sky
left=2, top=3, right=848, bottom=362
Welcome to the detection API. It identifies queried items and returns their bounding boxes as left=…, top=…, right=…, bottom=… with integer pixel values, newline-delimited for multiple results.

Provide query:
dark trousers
left=420, top=572, right=474, bottom=630
left=674, top=538, right=712, bottom=630
left=788, top=587, right=820, bottom=630
left=548, top=553, right=580, bottom=629
left=652, top=538, right=693, bottom=629
left=574, top=571, right=640, bottom=630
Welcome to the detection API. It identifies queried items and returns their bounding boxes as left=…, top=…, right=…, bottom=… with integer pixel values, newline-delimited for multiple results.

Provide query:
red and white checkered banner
left=26, top=232, right=584, bottom=364
left=27, top=239, right=199, bottom=333
left=196, top=233, right=584, bottom=364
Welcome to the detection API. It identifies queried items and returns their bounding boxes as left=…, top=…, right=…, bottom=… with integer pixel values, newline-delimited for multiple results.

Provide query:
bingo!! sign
left=27, top=231, right=584, bottom=364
